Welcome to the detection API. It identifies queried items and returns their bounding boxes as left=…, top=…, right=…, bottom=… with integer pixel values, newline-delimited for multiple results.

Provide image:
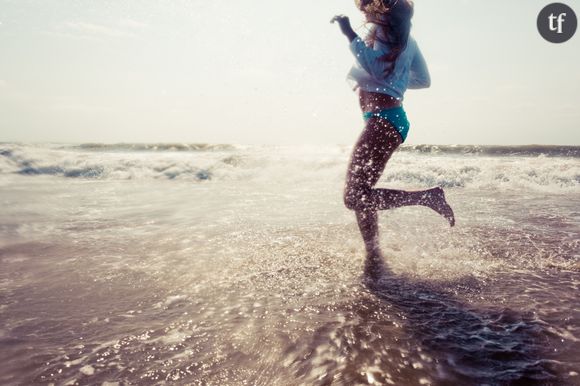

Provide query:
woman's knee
left=343, top=188, right=357, bottom=210
left=343, top=185, right=367, bottom=211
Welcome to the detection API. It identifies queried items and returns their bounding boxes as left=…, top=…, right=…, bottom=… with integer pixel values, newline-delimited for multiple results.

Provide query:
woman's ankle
left=365, top=245, right=383, bottom=258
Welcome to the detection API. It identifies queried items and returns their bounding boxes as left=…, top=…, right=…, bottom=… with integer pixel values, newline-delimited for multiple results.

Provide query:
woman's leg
left=344, top=117, right=401, bottom=254
left=344, top=117, right=454, bottom=255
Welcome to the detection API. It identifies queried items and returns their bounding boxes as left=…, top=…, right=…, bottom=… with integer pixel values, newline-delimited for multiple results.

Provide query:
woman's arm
left=331, top=15, right=358, bottom=42
left=331, top=15, right=384, bottom=79
left=407, top=42, right=431, bottom=89
left=349, top=36, right=385, bottom=79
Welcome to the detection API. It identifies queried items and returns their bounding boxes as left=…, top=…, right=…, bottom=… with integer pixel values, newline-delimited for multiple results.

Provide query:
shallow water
left=0, top=143, right=579, bottom=385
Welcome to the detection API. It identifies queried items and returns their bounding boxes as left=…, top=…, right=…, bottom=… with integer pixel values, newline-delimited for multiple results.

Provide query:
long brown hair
left=357, top=0, right=414, bottom=76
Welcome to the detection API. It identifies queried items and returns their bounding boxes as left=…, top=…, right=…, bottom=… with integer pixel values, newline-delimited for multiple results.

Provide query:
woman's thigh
left=345, top=117, right=402, bottom=191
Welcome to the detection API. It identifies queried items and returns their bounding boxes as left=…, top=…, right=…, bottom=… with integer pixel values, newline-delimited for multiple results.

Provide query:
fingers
left=330, top=14, right=348, bottom=23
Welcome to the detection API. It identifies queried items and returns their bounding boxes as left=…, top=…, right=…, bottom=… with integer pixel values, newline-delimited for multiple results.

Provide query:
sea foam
left=0, top=143, right=578, bottom=192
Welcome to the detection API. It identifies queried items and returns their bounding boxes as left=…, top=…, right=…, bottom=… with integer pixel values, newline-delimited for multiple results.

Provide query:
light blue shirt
left=347, top=34, right=431, bottom=100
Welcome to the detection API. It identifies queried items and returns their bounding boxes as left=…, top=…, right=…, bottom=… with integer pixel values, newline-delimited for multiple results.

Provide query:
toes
left=447, top=207, right=456, bottom=227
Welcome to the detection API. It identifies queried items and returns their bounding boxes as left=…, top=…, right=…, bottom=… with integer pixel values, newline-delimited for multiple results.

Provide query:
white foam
left=79, top=365, right=95, bottom=376
left=0, top=144, right=577, bottom=192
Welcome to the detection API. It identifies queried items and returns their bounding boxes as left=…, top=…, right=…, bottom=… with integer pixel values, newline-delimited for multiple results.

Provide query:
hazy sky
left=1, top=0, right=579, bottom=145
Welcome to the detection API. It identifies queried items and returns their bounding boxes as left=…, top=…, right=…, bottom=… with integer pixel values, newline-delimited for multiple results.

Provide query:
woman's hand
left=330, top=15, right=352, bottom=34
left=331, top=15, right=358, bottom=42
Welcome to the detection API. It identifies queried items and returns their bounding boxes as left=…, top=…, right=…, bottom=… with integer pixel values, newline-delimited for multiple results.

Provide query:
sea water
left=0, top=143, right=578, bottom=385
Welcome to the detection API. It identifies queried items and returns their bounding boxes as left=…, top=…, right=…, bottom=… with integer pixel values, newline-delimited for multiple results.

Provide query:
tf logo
left=537, top=3, right=577, bottom=43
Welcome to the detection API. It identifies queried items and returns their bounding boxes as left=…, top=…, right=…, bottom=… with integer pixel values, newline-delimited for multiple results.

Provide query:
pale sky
left=1, top=0, right=579, bottom=145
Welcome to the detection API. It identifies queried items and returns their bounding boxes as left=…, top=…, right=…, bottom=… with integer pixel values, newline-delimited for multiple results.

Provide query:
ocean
left=0, top=143, right=578, bottom=385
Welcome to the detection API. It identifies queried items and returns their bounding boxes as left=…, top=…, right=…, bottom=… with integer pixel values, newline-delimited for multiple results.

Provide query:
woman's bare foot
left=425, top=187, right=455, bottom=227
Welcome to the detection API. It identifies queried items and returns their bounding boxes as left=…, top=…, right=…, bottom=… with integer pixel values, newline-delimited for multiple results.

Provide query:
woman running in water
left=331, top=0, right=455, bottom=274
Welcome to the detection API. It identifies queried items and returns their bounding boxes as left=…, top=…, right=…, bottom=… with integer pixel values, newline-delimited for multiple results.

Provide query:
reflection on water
left=0, top=144, right=579, bottom=385
left=1, top=235, right=577, bottom=385
left=286, top=259, right=563, bottom=385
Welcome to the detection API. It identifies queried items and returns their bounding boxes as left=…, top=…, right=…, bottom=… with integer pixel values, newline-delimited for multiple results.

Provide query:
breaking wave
left=68, top=142, right=237, bottom=152
left=0, top=143, right=578, bottom=191
left=3, top=143, right=576, bottom=157
left=401, top=144, right=580, bottom=158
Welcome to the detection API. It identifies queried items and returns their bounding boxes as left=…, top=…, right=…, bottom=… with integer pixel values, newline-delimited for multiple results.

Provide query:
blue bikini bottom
left=363, top=106, right=410, bottom=143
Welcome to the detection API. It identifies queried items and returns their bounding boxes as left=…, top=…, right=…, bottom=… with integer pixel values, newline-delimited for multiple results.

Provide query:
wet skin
left=344, top=90, right=455, bottom=258
left=332, top=14, right=455, bottom=260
